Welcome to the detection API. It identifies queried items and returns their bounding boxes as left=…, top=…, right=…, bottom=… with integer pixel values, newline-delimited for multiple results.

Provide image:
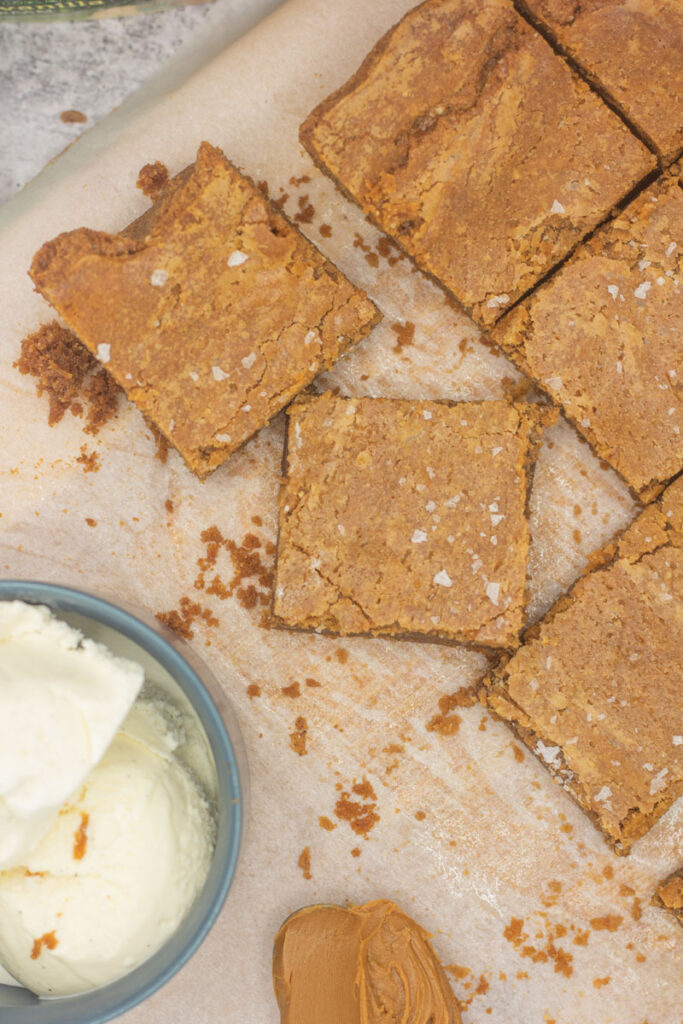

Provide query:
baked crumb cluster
left=24, top=0, right=682, bottom=863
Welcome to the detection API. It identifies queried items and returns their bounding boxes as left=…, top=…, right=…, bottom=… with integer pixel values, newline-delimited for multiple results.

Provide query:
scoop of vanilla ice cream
left=0, top=600, right=144, bottom=871
left=0, top=694, right=216, bottom=995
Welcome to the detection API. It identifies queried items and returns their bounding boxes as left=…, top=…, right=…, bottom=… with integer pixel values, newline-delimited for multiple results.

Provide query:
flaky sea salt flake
left=486, top=293, right=510, bottom=309
left=433, top=569, right=452, bottom=588
left=650, top=768, right=668, bottom=795
left=227, top=250, right=249, bottom=267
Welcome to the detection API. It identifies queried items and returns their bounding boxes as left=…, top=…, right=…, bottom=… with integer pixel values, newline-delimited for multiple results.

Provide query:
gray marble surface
left=0, top=0, right=263, bottom=204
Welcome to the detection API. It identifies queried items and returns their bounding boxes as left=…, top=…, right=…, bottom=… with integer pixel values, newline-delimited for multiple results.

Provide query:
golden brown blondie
left=300, top=0, right=655, bottom=326
left=482, top=476, right=683, bottom=853
left=30, top=143, right=380, bottom=478
left=272, top=394, right=552, bottom=650
left=491, top=170, right=682, bottom=502
left=518, top=0, right=683, bottom=163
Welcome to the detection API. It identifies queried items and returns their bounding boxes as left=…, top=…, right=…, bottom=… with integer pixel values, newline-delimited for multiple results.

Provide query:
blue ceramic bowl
left=0, top=580, right=246, bottom=1024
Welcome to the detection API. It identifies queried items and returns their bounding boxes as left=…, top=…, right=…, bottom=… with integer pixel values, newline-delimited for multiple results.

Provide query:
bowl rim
left=0, top=579, right=244, bottom=1024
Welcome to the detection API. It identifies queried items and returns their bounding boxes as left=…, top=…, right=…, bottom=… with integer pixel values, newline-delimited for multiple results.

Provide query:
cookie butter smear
left=273, top=900, right=461, bottom=1023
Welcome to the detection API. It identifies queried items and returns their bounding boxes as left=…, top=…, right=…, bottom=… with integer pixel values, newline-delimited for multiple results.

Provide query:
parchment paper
left=0, top=2, right=681, bottom=1021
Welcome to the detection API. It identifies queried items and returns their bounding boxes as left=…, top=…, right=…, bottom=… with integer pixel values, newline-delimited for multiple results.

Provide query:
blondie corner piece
left=482, top=476, right=683, bottom=854
left=491, top=170, right=683, bottom=502
left=517, top=0, right=683, bottom=164
left=29, top=143, right=381, bottom=478
left=652, top=868, right=683, bottom=925
left=299, top=0, right=655, bottom=328
left=272, top=394, right=553, bottom=650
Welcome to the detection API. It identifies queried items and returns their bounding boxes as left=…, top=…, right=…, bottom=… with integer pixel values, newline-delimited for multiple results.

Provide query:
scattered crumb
left=589, top=915, right=623, bottom=932
left=318, top=816, right=336, bottom=832
left=426, top=687, right=479, bottom=735
left=193, top=526, right=275, bottom=613
left=165, top=499, right=174, bottom=514
left=156, top=597, right=219, bottom=641
left=512, top=744, right=525, bottom=763
left=593, top=977, right=610, bottom=989
left=282, top=682, right=301, bottom=699
left=390, top=320, right=416, bottom=353
left=76, top=445, right=100, bottom=474
left=72, top=812, right=89, bottom=861
left=251, top=515, right=263, bottom=527
left=351, top=847, right=361, bottom=858
left=136, top=160, right=169, bottom=200
left=376, top=235, right=403, bottom=266
left=30, top=931, right=58, bottom=960
left=335, top=648, right=348, bottom=664
left=294, top=194, right=315, bottom=224
left=352, top=779, right=375, bottom=801
left=246, top=684, right=261, bottom=700
left=503, top=916, right=574, bottom=977
left=60, top=109, right=87, bottom=123
left=415, top=810, right=426, bottom=821
left=298, top=846, right=312, bottom=880
left=426, top=712, right=461, bottom=735
left=289, top=174, right=311, bottom=187
left=305, top=677, right=322, bottom=688
left=319, top=224, right=332, bottom=237
left=334, top=777, right=379, bottom=837
left=289, top=716, right=308, bottom=756
left=84, top=517, right=97, bottom=528
left=15, top=322, right=97, bottom=426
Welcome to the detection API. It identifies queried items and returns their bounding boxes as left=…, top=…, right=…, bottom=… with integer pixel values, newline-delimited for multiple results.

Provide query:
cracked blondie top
left=300, top=0, right=655, bottom=327
left=482, top=476, right=683, bottom=853
left=492, top=170, right=682, bottom=503
left=652, top=868, right=683, bottom=924
left=272, top=393, right=552, bottom=649
left=518, top=0, right=683, bottom=163
left=29, top=142, right=380, bottom=478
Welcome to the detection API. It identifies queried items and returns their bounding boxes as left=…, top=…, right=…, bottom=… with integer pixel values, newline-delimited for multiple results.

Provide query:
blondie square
left=491, top=171, right=682, bottom=502
left=300, top=0, right=655, bottom=327
left=272, top=394, right=552, bottom=650
left=518, top=0, right=683, bottom=163
left=482, top=476, right=683, bottom=853
left=29, top=143, right=380, bottom=478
